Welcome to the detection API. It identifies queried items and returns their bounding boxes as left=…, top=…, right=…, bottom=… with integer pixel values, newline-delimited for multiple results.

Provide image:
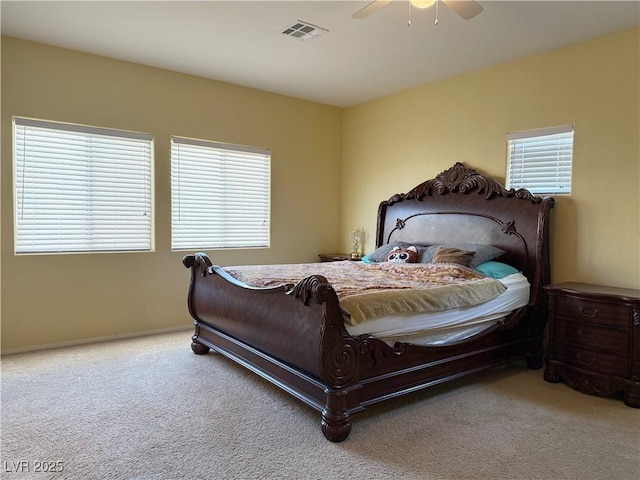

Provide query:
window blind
left=171, top=136, right=271, bottom=250
left=506, top=125, right=573, bottom=195
left=13, top=117, right=154, bottom=254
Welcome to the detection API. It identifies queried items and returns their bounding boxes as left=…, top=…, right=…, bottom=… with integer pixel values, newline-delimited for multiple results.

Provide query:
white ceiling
left=1, top=1, right=639, bottom=107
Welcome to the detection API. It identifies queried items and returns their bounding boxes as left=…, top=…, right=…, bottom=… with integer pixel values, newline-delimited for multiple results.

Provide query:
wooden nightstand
left=543, top=282, right=640, bottom=407
left=318, top=253, right=361, bottom=262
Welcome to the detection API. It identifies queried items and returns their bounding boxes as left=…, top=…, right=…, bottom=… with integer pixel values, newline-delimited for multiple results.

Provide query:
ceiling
left=1, top=1, right=639, bottom=107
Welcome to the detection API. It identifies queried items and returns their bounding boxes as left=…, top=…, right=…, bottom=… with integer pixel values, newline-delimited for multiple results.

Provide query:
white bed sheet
left=344, top=273, right=530, bottom=347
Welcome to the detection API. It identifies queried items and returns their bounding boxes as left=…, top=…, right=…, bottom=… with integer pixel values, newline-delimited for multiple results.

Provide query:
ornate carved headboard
left=376, top=163, right=555, bottom=309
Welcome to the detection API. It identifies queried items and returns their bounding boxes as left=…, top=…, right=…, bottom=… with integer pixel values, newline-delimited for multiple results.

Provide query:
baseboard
left=1, top=325, right=193, bottom=356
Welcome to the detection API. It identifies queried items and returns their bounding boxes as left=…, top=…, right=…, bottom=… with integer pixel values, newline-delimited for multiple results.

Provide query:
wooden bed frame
left=183, top=163, right=555, bottom=442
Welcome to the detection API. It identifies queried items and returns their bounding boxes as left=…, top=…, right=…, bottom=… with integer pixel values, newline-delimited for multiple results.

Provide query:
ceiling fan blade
left=352, top=0, right=393, bottom=19
left=442, top=0, right=483, bottom=20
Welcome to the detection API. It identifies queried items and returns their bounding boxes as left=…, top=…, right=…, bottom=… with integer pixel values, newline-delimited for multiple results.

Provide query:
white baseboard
left=1, top=325, right=193, bottom=356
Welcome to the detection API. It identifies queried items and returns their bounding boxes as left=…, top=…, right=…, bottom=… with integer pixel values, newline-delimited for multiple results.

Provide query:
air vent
left=282, top=20, right=328, bottom=41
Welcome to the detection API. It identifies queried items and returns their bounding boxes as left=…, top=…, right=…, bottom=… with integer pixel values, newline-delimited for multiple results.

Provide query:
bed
left=183, top=162, right=555, bottom=442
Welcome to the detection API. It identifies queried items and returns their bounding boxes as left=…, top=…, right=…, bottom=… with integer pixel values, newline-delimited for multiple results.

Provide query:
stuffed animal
left=384, top=245, right=419, bottom=263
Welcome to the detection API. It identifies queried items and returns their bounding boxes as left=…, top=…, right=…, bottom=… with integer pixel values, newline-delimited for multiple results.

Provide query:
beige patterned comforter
left=225, top=262, right=506, bottom=326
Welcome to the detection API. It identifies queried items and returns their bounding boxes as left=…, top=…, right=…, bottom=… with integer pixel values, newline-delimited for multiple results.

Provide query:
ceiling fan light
left=410, top=0, right=436, bottom=9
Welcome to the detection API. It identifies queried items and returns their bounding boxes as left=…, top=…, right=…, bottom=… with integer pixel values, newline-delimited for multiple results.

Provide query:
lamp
left=410, top=0, right=436, bottom=8
left=348, top=227, right=365, bottom=260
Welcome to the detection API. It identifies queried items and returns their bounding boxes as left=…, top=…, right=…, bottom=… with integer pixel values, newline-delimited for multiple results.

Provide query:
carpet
left=1, top=331, right=638, bottom=480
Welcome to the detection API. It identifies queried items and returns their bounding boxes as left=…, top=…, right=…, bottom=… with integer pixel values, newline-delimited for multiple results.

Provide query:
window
left=506, top=125, right=573, bottom=195
left=171, top=136, right=270, bottom=250
left=13, top=117, right=154, bottom=254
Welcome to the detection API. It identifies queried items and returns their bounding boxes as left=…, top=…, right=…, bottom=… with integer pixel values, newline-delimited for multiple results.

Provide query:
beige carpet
left=1, top=331, right=638, bottom=480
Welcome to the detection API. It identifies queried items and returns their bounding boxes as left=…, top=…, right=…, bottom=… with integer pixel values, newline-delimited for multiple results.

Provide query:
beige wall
left=341, top=27, right=640, bottom=291
left=1, top=37, right=343, bottom=351
left=2, top=27, right=639, bottom=351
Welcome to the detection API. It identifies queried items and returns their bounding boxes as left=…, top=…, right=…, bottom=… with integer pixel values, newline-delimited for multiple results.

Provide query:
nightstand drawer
left=554, top=295, right=630, bottom=328
left=554, top=320, right=629, bottom=352
left=552, top=341, right=627, bottom=377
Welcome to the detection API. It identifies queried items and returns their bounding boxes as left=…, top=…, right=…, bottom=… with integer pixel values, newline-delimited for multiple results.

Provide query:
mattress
left=344, top=273, right=530, bottom=346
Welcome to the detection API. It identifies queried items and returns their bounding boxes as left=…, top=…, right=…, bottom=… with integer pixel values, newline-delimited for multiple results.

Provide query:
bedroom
left=1, top=0, right=639, bottom=362
left=1, top=1, right=639, bottom=477
left=1, top=1, right=638, bottom=354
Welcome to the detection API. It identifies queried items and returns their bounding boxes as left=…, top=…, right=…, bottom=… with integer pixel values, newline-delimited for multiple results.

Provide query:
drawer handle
left=578, top=305, right=599, bottom=318
left=576, top=353, right=594, bottom=366
left=577, top=328, right=597, bottom=341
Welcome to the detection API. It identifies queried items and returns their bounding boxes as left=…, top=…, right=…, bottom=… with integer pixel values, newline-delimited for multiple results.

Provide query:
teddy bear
left=384, top=245, right=420, bottom=263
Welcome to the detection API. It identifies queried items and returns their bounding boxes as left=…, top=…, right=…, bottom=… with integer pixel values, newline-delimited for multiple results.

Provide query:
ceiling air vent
left=282, top=21, right=328, bottom=41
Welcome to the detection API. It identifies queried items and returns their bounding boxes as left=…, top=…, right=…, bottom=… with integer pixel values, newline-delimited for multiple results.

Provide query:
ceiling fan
left=353, top=0, right=483, bottom=21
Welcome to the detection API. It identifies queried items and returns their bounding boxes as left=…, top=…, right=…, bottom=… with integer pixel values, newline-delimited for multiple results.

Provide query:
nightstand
left=543, top=282, right=640, bottom=407
left=318, top=253, right=360, bottom=262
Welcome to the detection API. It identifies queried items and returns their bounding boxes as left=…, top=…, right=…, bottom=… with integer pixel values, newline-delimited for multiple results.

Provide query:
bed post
left=319, top=318, right=360, bottom=442
left=183, top=253, right=214, bottom=355
left=526, top=196, right=555, bottom=368
left=289, top=276, right=360, bottom=442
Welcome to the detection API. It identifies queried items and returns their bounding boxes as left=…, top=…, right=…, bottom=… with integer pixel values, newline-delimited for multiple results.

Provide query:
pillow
left=475, top=261, right=519, bottom=279
left=360, top=254, right=374, bottom=264
left=422, top=243, right=504, bottom=268
left=384, top=246, right=420, bottom=263
left=366, top=241, right=428, bottom=263
left=431, top=247, right=474, bottom=266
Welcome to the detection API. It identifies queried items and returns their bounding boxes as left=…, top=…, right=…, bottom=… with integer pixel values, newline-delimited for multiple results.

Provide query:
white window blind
left=506, top=125, right=573, bottom=195
left=171, top=136, right=271, bottom=250
left=13, top=117, right=154, bottom=254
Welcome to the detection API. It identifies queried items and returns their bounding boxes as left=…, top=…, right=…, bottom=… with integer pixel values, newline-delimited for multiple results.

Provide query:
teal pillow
left=475, top=261, right=519, bottom=279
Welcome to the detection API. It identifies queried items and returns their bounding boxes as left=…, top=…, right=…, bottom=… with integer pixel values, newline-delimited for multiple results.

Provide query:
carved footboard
left=183, top=253, right=359, bottom=441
